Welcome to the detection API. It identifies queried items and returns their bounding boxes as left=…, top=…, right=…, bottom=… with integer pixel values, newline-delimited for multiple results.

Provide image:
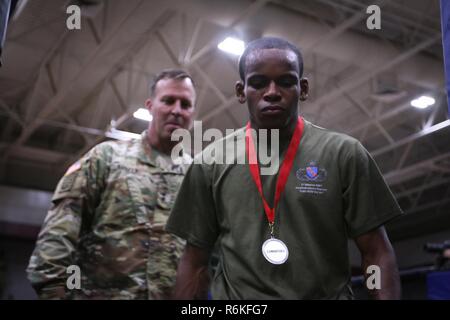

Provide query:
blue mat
left=427, top=270, right=450, bottom=300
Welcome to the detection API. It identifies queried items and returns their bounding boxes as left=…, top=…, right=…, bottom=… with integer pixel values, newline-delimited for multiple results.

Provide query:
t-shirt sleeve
left=342, top=140, right=404, bottom=238
left=166, top=163, right=219, bottom=250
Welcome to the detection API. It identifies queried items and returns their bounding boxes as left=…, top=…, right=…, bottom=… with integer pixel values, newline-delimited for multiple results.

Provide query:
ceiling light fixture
left=105, top=128, right=140, bottom=141
left=218, top=37, right=245, bottom=56
left=133, top=108, right=153, bottom=121
left=410, top=95, right=435, bottom=109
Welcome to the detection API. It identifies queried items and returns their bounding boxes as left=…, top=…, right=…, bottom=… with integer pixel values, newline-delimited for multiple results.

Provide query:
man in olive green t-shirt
left=166, top=37, right=403, bottom=299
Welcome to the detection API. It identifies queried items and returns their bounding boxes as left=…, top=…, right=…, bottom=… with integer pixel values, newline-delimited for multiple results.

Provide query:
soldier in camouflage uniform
left=27, top=69, right=196, bottom=299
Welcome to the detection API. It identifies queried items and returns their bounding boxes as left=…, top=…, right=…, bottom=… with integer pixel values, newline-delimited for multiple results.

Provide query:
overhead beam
left=156, top=29, right=180, bottom=66
left=200, top=93, right=237, bottom=123
left=191, top=63, right=227, bottom=103
left=21, top=29, right=70, bottom=122
left=341, top=89, right=394, bottom=144
left=183, top=19, right=203, bottom=64
left=0, top=98, right=23, bottom=127
left=405, top=198, right=450, bottom=215
left=347, top=101, right=412, bottom=137
left=303, top=0, right=387, bottom=52
left=60, top=108, right=135, bottom=170
left=307, top=34, right=441, bottom=123
left=0, top=143, right=69, bottom=163
left=187, top=0, right=269, bottom=65
left=384, top=151, right=450, bottom=186
left=371, top=119, right=450, bottom=157
left=193, top=7, right=440, bottom=131
left=395, top=176, right=450, bottom=200
left=3, top=6, right=178, bottom=168
left=3, top=0, right=147, bottom=157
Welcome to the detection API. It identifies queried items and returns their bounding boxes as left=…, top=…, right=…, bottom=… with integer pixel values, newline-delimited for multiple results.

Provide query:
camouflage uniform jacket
left=27, top=131, right=191, bottom=299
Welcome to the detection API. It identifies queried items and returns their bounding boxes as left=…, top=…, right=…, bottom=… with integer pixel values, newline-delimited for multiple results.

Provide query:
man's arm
left=354, top=226, right=401, bottom=300
left=27, top=147, right=106, bottom=299
left=27, top=197, right=83, bottom=299
left=172, top=243, right=211, bottom=299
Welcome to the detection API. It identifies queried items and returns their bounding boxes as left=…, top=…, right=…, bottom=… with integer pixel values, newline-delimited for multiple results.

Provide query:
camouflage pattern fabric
left=26, top=131, right=191, bottom=299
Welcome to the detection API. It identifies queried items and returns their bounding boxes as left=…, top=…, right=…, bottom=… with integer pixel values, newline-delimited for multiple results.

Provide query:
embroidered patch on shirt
left=296, top=161, right=327, bottom=182
left=296, top=161, right=328, bottom=195
left=60, top=173, right=77, bottom=192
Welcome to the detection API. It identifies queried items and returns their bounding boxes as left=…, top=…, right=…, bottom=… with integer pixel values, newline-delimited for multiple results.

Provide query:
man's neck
left=250, top=117, right=298, bottom=149
left=147, top=130, right=175, bottom=156
left=279, top=117, right=298, bottom=141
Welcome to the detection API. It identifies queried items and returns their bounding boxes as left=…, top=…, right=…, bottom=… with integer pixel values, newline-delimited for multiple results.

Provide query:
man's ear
left=235, top=81, right=246, bottom=104
left=145, top=98, right=153, bottom=113
left=300, top=78, right=309, bottom=101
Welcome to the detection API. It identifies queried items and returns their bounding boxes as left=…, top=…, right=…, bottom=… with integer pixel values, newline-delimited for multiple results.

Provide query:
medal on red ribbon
left=246, top=117, right=304, bottom=265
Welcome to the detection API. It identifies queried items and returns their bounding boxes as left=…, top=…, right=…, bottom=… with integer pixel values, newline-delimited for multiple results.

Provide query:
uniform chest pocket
left=127, top=169, right=183, bottom=228
left=156, top=173, right=183, bottom=209
left=152, top=173, right=183, bottom=231
left=126, top=170, right=159, bottom=225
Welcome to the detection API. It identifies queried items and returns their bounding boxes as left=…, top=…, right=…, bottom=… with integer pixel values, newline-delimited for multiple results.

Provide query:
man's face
left=237, top=48, right=301, bottom=130
left=145, top=77, right=196, bottom=140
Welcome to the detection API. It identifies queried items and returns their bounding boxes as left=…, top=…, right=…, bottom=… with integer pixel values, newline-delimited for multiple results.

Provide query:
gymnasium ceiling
left=0, top=0, right=449, bottom=241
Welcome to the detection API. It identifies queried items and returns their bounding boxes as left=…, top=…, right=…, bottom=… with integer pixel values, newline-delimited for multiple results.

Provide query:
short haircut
left=238, top=37, right=304, bottom=82
left=149, top=69, right=195, bottom=96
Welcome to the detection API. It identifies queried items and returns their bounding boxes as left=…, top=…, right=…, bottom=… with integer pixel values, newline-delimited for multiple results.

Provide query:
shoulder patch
left=57, top=161, right=82, bottom=193
left=59, top=173, right=78, bottom=193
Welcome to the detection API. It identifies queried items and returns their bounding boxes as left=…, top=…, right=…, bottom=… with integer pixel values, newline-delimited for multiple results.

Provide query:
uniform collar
left=137, top=131, right=190, bottom=169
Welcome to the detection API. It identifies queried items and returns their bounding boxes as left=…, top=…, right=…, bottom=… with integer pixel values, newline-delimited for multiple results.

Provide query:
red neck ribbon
left=245, top=117, right=304, bottom=224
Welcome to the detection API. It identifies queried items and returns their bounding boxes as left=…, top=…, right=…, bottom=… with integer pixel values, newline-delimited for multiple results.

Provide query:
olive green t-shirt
left=166, top=120, right=403, bottom=299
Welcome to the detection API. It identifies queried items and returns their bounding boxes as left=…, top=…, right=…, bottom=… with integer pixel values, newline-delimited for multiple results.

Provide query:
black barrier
left=0, top=0, right=11, bottom=67
left=0, top=0, right=19, bottom=67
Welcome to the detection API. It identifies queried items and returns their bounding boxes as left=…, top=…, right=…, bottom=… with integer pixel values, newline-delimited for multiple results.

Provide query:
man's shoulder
left=207, top=126, right=246, bottom=146
left=89, top=138, right=138, bottom=160
left=93, top=139, right=130, bottom=153
left=180, top=152, right=193, bottom=165
left=194, top=126, right=246, bottom=165
left=304, top=119, right=361, bottom=149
